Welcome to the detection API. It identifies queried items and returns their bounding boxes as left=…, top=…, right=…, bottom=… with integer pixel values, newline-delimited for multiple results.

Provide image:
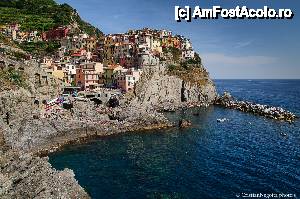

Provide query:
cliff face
left=0, top=51, right=91, bottom=198
left=0, top=47, right=62, bottom=131
left=0, top=148, right=90, bottom=199
left=133, top=63, right=217, bottom=109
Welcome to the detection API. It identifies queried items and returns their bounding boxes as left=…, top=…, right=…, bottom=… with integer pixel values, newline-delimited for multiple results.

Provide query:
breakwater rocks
left=215, top=92, right=297, bottom=122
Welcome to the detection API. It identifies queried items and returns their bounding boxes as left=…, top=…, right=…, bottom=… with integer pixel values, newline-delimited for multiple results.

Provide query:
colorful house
left=43, top=26, right=69, bottom=41
left=182, top=50, right=195, bottom=60
left=75, top=62, right=103, bottom=90
left=102, top=64, right=124, bottom=87
left=117, top=68, right=142, bottom=92
left=51, top=64, right=65, bottom=81
left=160, top=29, right=172, bottom=38
left=64, top=63, right=76, bottom=84
left=86, top=37, right=97, bottom=52
left=138, top=52, right=159, bottom=68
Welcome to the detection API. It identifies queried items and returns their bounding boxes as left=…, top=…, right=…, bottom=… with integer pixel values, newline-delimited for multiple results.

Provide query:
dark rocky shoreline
left=35, top=121, right=173, bottom=157
left=0, top=147, right=91, bottom=199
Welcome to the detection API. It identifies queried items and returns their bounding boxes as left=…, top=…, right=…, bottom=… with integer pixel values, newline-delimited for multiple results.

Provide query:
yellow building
left=102, top=65, right=123, bottom=87
left=161, top=37, right=173, bottom=48
left=152, top=38, right=162, bottom=53
left=172, top=37, right=181, bottom=49
left=50, top=64, right=65, bottom=82
left=86, top=37, right=97, bottom=52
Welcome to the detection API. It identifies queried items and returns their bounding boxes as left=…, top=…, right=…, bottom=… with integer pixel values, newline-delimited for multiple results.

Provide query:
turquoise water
left=49, top=80, right=300, bottom=199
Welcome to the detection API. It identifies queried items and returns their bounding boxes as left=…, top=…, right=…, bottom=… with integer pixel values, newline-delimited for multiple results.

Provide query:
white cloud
left=113, top=15, right=121, bottom=19
left=235, top=40, right=253, bottom=48
left=201, top=53, right=277, bottom=66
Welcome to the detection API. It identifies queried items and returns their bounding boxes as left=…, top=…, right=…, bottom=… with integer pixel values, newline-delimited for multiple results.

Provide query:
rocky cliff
left=0, top=49, right=91, bottom=198
left=0, top=31, right=216, bottom=199
left=0, top=48, right=172, bottom=199
left=133, top=63, right=217, bottom=110
left=0, top=146, right=90, bottom=198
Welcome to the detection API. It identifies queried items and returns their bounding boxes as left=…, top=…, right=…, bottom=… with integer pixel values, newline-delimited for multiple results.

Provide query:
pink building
left=117, top=68, right=142, bottom=92
left=42, top=26, right=69, bottom=41
left=75, top=62, right=103, bottom=90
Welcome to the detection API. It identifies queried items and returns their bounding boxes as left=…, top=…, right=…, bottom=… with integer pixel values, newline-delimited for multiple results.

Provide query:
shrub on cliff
left=163, top=47, right=181, bottom=62
left=167, top=64, right=177, bottom=71
left=0, top=67, right=28, bottom=90
left=18, top=41, right=60, bottom=55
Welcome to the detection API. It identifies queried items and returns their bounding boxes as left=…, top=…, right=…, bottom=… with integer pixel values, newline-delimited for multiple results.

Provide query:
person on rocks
left=34, top=99, right=39, bottom=106
left=4, top=112, right=10, bottom=125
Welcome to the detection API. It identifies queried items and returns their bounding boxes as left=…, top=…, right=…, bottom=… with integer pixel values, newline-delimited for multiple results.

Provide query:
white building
left=182, top=50, right=195, bottom=60
left=160, top=29, right=172, bottom=38
left=64, top=63, right=76, bottom=84
left=138, top=53, right=159, bottom=68
left=181, top=38, right=192, bottom=50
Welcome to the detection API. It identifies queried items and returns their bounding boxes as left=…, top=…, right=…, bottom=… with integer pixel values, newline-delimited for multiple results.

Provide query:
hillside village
left=1, top=24, right=199, bottom=94
left=0, top=1, right=216, bottom=198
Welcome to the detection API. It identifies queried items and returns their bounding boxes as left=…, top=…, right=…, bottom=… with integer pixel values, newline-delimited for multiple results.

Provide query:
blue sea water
left=49, top=80, right=300, bottom=199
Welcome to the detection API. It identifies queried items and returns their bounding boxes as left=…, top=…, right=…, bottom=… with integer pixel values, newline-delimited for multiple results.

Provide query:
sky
left=56, top=0, right=300, bottom=79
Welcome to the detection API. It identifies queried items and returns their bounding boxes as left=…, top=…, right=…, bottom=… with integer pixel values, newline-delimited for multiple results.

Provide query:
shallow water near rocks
left=49, top=80, right=300, bottom=199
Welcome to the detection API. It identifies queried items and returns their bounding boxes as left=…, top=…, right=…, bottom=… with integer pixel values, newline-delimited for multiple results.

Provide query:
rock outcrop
left=133, top=63, right=216, bottom=110
left=0, top=52, right=90, bottom=198
left=179, top=119, right=192, bottom=128
left=0, top=42, right=216, bottom=198
left=0, top=148, right=90, bottom=199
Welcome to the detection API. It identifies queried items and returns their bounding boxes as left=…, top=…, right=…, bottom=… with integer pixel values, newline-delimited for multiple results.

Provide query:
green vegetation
left=166, top=51, right=208, bottom=87
left=0, top=32, right=17, bottom=47
left=163, top=47, right=181, bottom=62
left=167, top=66, right=209, bottom=87
left=194, top=52, right=202, bottom=65
left=0, top=0, right=102, bottom=34
left=0, top=7, right=55, bottom=31
left=18, top=41, right=60, bottom=55
left=167, top=60, right=202, bottom=72
left=0, top=67, right=28, bottom=90
left=163, top=48, right=202, bottom=70
left=0, top=0, right=103, bottom=55
left=9, top=50, right=28, bottom=60
left=167, top=64, right=177, bottom=71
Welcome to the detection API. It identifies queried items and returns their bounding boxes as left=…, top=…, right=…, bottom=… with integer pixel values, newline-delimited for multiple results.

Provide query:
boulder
left=179, top=119, right=192, bottom=128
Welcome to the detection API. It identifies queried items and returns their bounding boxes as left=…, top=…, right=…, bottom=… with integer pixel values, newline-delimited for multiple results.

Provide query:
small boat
left=217, top=118, right=228, bottom=123
left=280, top=132, right=288, bottom=137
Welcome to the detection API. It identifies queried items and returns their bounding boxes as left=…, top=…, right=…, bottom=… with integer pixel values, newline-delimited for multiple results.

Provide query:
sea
left=49, top=80, right=300, bottom=199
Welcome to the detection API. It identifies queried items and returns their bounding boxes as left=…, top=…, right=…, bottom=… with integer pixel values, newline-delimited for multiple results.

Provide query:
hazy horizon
left=56, top=0, right=300, bottom=79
